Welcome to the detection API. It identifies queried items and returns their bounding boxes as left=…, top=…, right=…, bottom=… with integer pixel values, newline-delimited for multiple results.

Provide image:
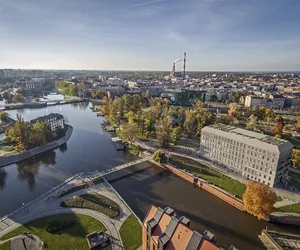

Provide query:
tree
left=30, top=121, right=51, bottom=147
left=34, top=97, right=40, bottom=103
left=208, top=95, right=218, bottom=102
left=153, top=150, right=167, bottom=163
left=273, top=115, right=284, bottom=136
left=232, top=92, right=241, bottom=103
left=2, top=92, right=10, bottom=102
left=292, top=149, right=300, bottom=169
left=13, top=93, right=23, bottom=103
left=246, top=114, right=258, bottom=131
left=296, top=117, right=300, bottom=133
left=155, top=111, right=172, bottom=148
left=228, top=103, right=240, bottom=118
left=5, top=114, right=31, bottom=151
left=91, top=90, right=104, bottom=99
left=101, top=96, right=110, bottom=115
left=184, top=110, right=198, bottom=136
left=0, top=111, right=9, bottom=123
left=172, top=126, right=183, bottom=145
left=243, top=181, right=277, bottom=220
left=119, top=122, right=138, bottom=145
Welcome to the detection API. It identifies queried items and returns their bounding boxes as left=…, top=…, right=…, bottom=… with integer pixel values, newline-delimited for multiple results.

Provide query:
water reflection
left=59, top=143, right=68, bottom=153
left=0, top=169, right=7, bottom=190
left=16, top=151, right=57, bottom=191
left=71, top=102, right=89, bottom=109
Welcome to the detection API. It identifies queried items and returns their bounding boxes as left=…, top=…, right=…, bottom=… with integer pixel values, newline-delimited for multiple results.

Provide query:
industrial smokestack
left=172, top=62, right=175, bottom=74
left=183, top=52, right=186, bottom=79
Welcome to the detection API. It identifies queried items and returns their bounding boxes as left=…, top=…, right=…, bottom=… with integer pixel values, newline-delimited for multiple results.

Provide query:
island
left=0, top=112, right=73, bottom=168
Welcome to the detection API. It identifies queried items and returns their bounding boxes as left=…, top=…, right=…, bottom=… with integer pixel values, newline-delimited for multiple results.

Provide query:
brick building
left=142, top=205, right=237, bottom=250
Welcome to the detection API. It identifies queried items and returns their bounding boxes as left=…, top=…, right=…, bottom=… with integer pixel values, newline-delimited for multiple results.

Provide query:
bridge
left=0, top=156, right=152, bottom=232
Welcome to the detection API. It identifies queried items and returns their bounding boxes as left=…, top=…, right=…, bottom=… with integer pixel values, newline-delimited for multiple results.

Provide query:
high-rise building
left=200, top=124, right=293, bottom=187
left=142, top=205, right=236, bottom=250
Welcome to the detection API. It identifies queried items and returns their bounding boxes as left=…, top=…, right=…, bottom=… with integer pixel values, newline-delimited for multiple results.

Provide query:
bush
left=153, top=150, right=167, bottom=163
left=45, top=220, right=74, bottom=234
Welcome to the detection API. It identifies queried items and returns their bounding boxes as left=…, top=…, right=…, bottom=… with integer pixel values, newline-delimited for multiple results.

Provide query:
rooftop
left=206, top=123, right=287, bottom=146
left=30, top=113, right=64, bottom=124
left=144, top=205, right=228, bottom=250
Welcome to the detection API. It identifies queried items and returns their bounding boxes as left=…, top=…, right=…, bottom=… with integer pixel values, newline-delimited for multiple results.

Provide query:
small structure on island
left=111, top=137, right=125, bottom=151
left=86, top=231, right=110, bottom=249
left=30, top=113, right=66, bottom=132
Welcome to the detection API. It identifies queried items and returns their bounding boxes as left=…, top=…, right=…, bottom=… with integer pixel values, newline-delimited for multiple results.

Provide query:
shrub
left=45, top=220, right=74, bottom=234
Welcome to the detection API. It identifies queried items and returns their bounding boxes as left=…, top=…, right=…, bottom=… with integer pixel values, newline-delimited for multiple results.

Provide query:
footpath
left=0, top=181, right=133, bottom=250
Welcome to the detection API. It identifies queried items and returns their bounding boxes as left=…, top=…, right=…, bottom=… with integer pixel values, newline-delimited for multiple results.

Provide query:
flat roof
left=202, top=123, right=294, bottom=153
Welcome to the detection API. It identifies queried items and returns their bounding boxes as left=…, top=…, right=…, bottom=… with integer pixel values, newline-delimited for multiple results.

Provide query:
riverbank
left=0, top=125, right=73, bottom=168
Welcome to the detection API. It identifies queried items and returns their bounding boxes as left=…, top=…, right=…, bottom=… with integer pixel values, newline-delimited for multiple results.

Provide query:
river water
left=0, top=103, right=297, bottom=250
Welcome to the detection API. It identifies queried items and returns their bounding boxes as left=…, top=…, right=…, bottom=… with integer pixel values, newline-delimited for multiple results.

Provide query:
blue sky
left=0, top=0, right=300, bottom=71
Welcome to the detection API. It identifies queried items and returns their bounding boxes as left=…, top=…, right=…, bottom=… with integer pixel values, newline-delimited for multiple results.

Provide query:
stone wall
left=0, top=125, right=73, bottom=168
left=270, top=213, right=300, bottom=226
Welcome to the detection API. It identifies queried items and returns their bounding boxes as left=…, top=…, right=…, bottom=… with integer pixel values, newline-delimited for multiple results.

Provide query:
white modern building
left=244, top=95, right=285, bottom=109
left=200, top=123, right=293, bottom=187
left=31, top=113, right=65, bottom=132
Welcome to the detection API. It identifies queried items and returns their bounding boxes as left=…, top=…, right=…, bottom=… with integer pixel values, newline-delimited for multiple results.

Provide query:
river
left=0, top=103, right=297, bottom=250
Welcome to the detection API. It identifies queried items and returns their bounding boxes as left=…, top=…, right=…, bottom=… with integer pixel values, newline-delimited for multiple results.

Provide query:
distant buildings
left=31, top=113, right=65, bottom=132
left=162, top=89, right=205, bottom=106
left=200, top=123, right=293, bottom=187
left=244, top=95, right=285, bottom=109
left=143, top=205, right=236, bottom=250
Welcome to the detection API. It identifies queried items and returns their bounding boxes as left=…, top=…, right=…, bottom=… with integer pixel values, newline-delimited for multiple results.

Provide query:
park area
left=61, top=193, right=120, bottom=218
left=120, top=214, right=142, bottom=250
left=0, top=214, right=111, bottom=250
left=168, top=155, right=246, bottom=199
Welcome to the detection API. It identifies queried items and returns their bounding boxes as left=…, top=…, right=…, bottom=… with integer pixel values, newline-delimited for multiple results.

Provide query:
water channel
left=0, top=102, right=298, bottom=250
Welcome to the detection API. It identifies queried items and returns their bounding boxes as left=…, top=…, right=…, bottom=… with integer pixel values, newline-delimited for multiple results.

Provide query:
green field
left=276, top=203, right=300, bottom=214
left=0, top=241, right=10, bottom=250
left=169, top=156, right=246, bottom=199
left=61, top=193, right=120, bottom=218
left=0, top=214, right=111, bottom=250
left=120, top=214, right=142, bottom=250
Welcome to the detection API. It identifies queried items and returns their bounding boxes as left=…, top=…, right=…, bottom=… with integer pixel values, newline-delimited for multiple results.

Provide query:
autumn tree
left=292, top=149, right=300, bottom=169
left=273, top=115, right=284, bottom=136
left=296, top=117, right=300, bottom=133
left=119, top=122, right=138, bottom=145
left=228, top=103, right=240, bottom=118
left=155, top=111, right=172, bottom=148
left=153, top=150, right=167, bottom=163
left=30, top=122, right=51, bottom=147
left=232, top=92, right=242, bottom=103
left=243, top=181, right=277, bottom=220
left=184, top=110, right=198, bottom=136
left=246, top=114, right=258, bottom=131
left=13, top=93, right=23, bottom=103
left=101, top=96, right=110, bottom=115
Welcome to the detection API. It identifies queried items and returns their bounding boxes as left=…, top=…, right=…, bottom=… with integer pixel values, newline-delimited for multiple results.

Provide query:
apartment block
left=200, top=124, right=293, bottom=187
left=143, top=205, right=237, bottom=250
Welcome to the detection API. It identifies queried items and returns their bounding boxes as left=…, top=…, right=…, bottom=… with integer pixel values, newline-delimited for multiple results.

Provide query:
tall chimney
left=183, top=52, right=186, bottom=79
left=172, top=62, right=175, bottom=74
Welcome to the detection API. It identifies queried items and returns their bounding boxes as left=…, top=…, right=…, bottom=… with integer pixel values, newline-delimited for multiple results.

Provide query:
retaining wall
left=162, top=163, right=245, bottom=211
left=0, top=125, right=73, bottom=168
left=270, top=213, right=300, bottom=226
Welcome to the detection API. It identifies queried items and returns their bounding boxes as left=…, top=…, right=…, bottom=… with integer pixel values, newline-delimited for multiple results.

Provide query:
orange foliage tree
left=243, top=181, right=277, bottom=220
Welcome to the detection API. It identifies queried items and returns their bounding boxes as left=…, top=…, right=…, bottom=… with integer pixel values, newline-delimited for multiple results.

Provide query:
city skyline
left=0, top=0, right=300, bottom=71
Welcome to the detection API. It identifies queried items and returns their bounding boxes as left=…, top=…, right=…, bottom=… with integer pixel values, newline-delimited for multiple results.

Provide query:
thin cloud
left=132, top=0, right=164, bottom=7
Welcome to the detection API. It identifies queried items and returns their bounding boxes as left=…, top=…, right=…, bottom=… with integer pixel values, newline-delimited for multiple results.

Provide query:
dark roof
left=185, top=231, right=203, bottom=250
left=30, top=113, right=64, bottom=124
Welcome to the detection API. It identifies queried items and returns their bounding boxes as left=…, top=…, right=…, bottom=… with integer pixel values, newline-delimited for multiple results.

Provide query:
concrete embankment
left=0, top=125, right=73, bottom=168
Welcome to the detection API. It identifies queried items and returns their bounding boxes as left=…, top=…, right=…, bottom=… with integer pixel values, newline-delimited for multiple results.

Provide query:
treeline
left=101, top=94, right=216, bottom=148
left=4, top=114, right=52, bottom=151
left=56, top=81, right=85, bottom=96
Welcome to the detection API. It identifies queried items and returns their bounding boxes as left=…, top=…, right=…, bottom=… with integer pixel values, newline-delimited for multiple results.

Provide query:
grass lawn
left=0, top=240, right=10, bottom=250
left=276, top=203, right=300, bottom=214
left=120, top=214, right=142, bottom=250
left=61, top=194, right=120, bottom=218
left=169, top=156, right=246, bottom=199
left=0, top=214, right=111, bottom=250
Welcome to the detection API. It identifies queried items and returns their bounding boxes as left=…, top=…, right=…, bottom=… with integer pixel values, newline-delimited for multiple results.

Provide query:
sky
left=0, top=0, right=300, bottom=71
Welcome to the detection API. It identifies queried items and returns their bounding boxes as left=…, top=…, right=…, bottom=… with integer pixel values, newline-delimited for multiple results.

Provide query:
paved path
left=0, top=182, right=132, bottom=250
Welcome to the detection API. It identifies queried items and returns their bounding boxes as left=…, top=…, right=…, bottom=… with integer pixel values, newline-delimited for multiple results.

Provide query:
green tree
left=34, top=97, right=40, bottom=103
left=91, top=90, right=104, bottom=99
left=155, top=111, right=172, bottom=148
left=0, top=111, right=9, bottom=123
left=153, top=150, right=167, bottom=163
left=30, top=121, right=51, bottom=147
left=13, top=93, right=23, bottom=103
left=232, top=92, right=241, bottom=103
left=172, top=126, right=183, bottom=145
left=184, top=110, right=198, bottom=136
